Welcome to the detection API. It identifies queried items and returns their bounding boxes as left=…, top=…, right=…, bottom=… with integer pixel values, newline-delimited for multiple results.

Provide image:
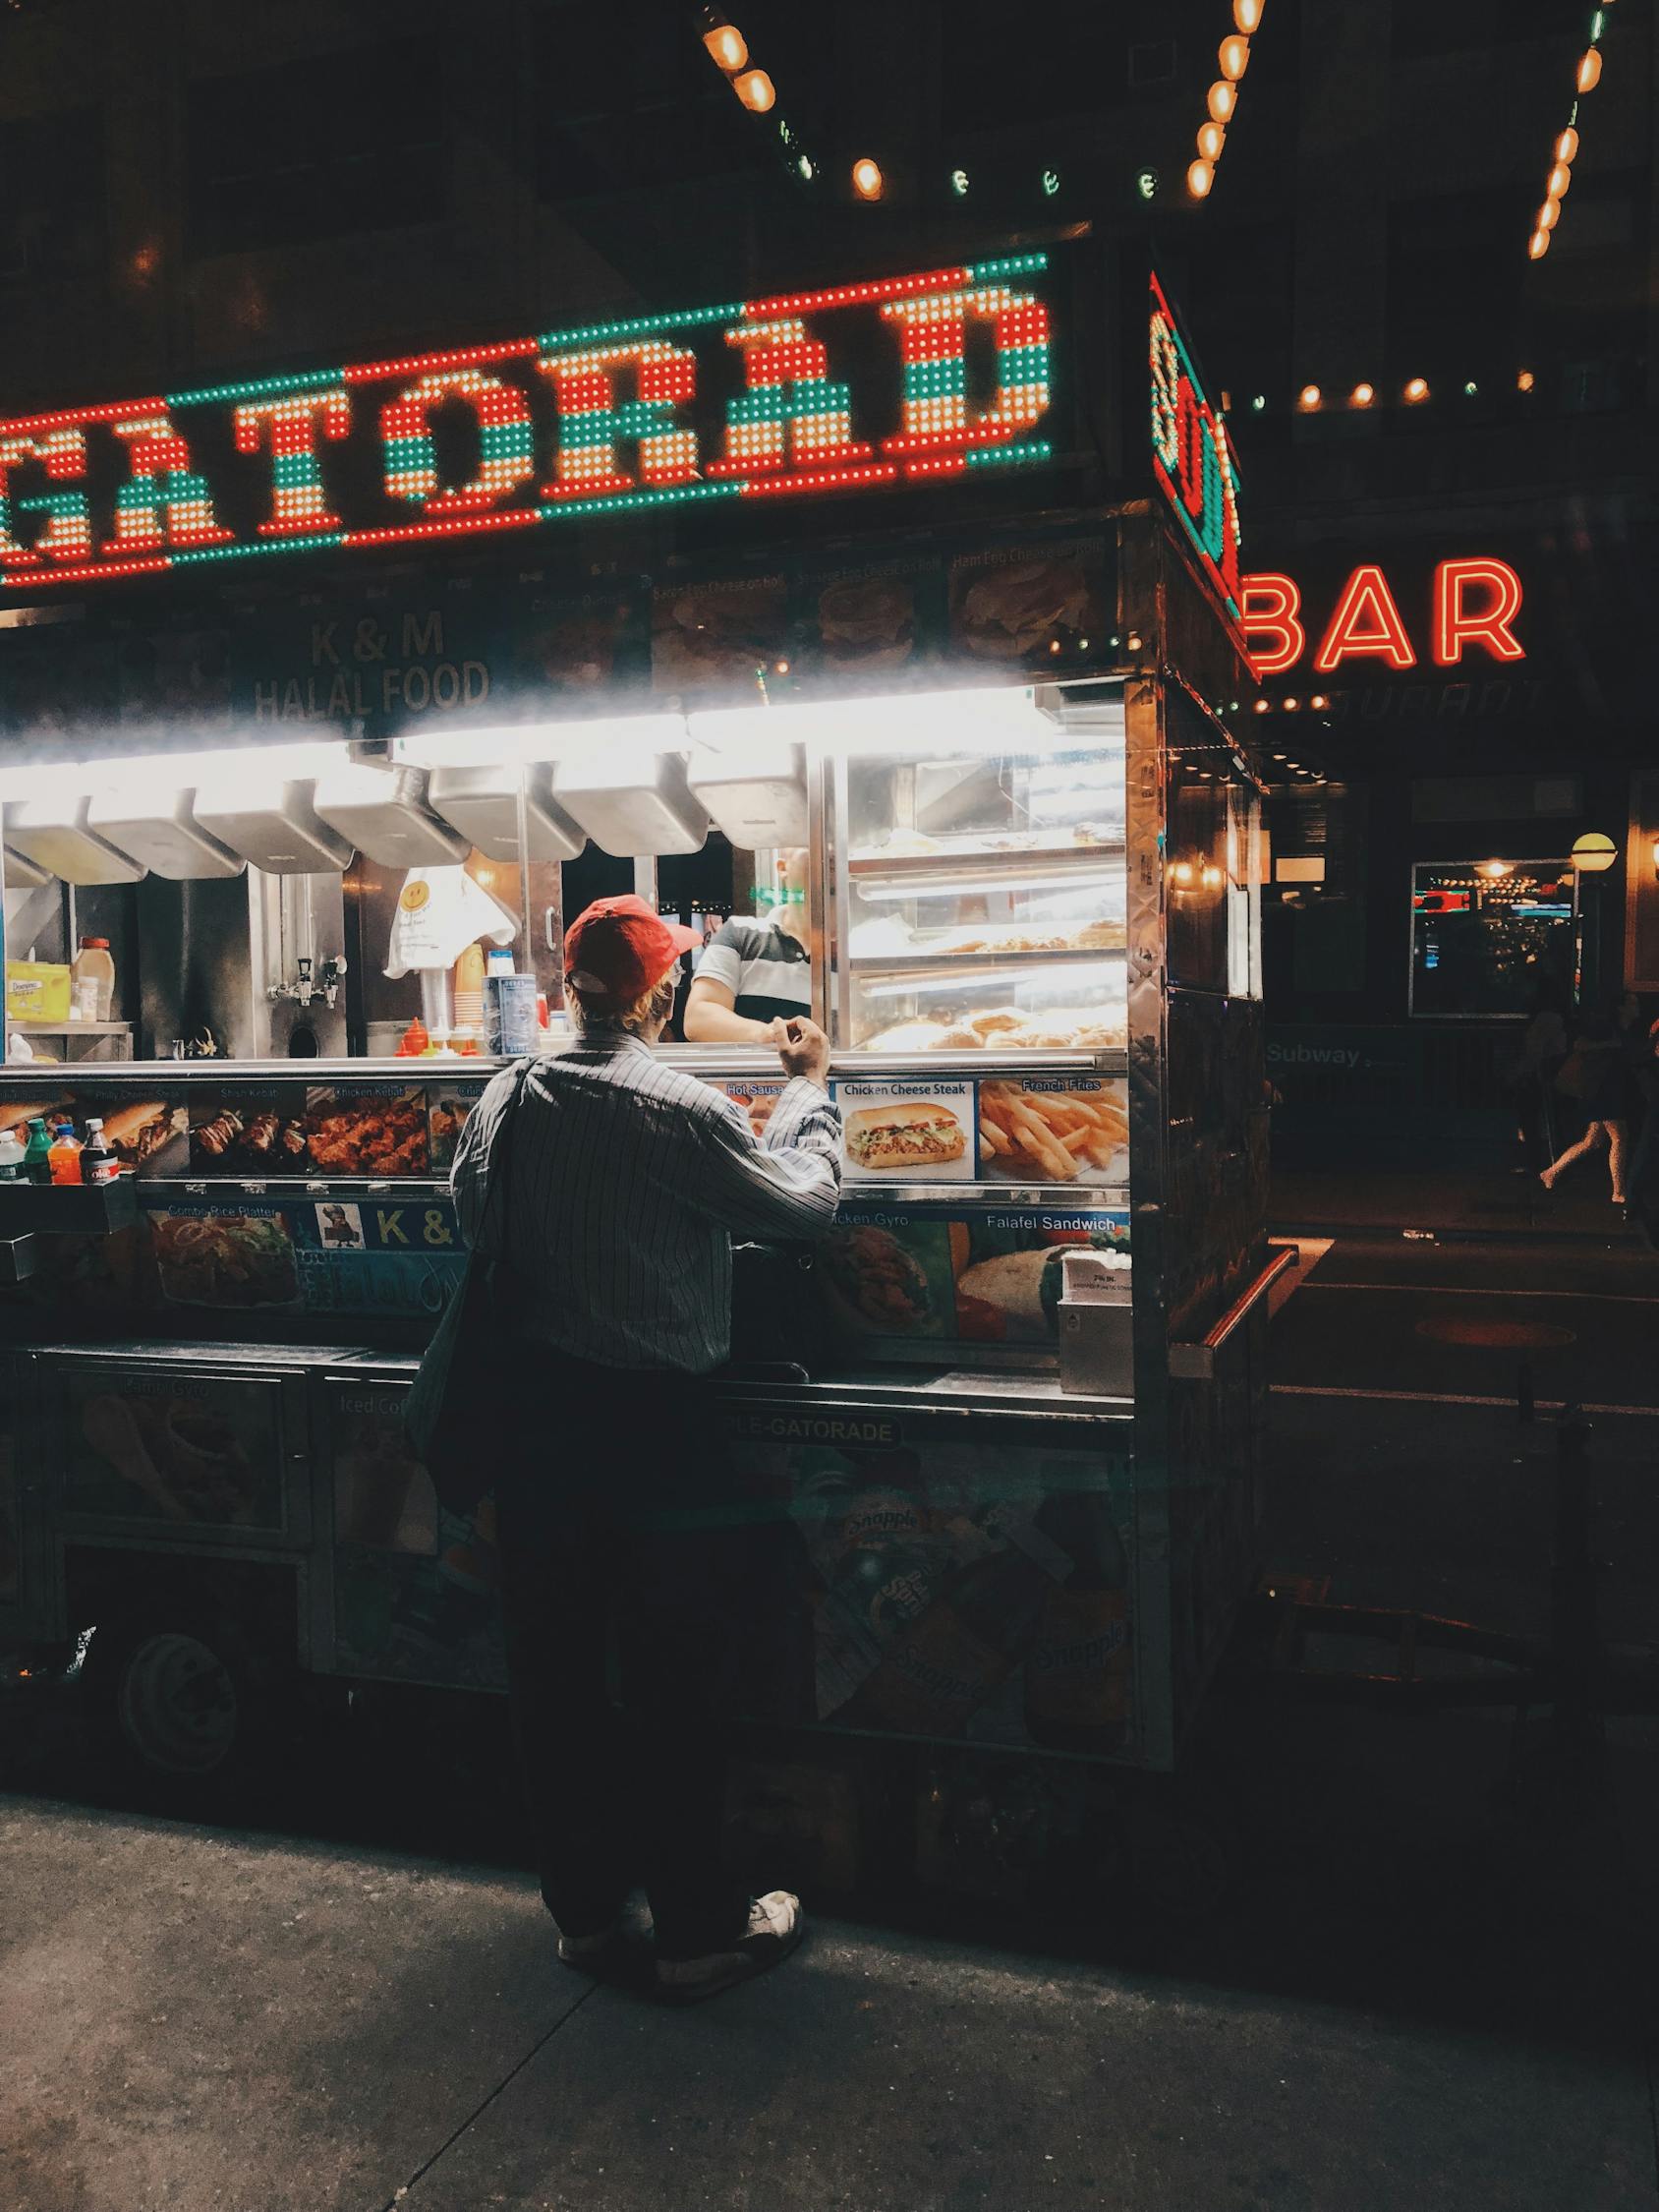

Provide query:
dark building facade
left=1, top=0, right=1655, bottom=1157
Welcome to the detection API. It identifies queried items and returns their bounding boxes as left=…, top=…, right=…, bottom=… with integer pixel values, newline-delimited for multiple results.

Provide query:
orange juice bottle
left=48, top=1123, right=84, bottom=1185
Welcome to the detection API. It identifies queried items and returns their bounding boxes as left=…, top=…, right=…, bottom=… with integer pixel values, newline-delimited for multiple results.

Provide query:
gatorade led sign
left=1148, top=269, right=1243, bottom=629
left=0, top=253, right=1055, bottom=593
left=1241, top=559, right=1525, bottom=676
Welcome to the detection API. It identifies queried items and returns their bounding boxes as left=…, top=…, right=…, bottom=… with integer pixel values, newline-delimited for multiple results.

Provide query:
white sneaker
left=556, top=1921, right=621, bottom=1968
left=655, top=1892, right=805, bottom=2003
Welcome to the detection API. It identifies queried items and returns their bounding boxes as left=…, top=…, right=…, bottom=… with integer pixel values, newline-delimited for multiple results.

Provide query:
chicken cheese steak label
left=833, top=1079, right=975, bottom=1185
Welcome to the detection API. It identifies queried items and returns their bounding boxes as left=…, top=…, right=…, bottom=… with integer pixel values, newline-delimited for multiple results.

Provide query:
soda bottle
left=1023, top=1488, right=1132, bottom=1754
left=23, top=1118, right=53, bottom=1186
left=48, top=1123, right=85, bottom=1185
left=0, top=1128, right=25, bottom=1182
left=81, top=1119, right=120, bottom=1188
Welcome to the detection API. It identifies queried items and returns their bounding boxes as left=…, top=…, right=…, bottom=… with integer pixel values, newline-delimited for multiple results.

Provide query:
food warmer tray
left=846, top=841, right=1125, bottom=878
left=844, top=947, right=1127, bottom=975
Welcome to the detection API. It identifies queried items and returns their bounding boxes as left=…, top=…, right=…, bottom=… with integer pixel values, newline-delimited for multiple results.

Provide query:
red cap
left=563, top=895, right=700, bottom=1011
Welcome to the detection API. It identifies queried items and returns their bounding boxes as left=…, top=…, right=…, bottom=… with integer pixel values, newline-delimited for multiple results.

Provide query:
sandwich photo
left=0, top=1096, right=72, bottom=1138
left=816, top=574, right=915, bottom=669
left=952, top=557, right=1092, bottom=662
left=845, top=1100, right=967, bottom=1172
left=101, top=1099, right=186, bottom=1167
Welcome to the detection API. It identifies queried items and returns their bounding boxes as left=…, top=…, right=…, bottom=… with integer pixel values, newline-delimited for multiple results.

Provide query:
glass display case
left=830, top=692, right=1128, bottom=1055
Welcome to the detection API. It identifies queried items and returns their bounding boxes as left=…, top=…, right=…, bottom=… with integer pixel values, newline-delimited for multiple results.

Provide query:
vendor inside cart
left=682, top=846, right=811, bottom=1045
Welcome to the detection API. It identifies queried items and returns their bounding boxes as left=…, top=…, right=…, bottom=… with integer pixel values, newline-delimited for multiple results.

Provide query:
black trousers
left=493, top=1355, right=754, bottom=1959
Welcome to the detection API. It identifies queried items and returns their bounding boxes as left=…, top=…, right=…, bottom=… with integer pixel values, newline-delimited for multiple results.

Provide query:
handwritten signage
left=0, top=254, right=1056, bottom=594
left=1241, top=558, right=1524, bottom=676
left=1149, top=270, right=1243, bottom=628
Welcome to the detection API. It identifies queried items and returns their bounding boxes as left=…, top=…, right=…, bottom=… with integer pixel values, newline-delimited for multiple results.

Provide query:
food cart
left=0, top=234, right=1271, bottom=1805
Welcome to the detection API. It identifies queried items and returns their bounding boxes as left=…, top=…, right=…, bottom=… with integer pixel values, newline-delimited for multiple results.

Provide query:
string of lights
left=1187, top=0, right=1262, bottom=201
left=694, top=8, right=835, bottom=195
left=1527, top=2, right=1616, bottom=262
left=1232, top=367, right=1554, bottom=417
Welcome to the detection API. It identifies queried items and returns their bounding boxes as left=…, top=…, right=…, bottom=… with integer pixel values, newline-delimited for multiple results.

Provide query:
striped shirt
left=695, top=916, right=812, bottom=1026
left=450, top=1031, right=841, bottom=1373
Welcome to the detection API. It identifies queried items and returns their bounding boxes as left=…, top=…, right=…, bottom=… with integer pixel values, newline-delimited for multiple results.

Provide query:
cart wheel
left=86, top=1608, right=264, bottom=1790
left=1125, top=1802, right=1237, bottom=1923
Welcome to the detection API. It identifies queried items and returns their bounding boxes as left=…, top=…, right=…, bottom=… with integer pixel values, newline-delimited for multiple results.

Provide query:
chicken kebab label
left=187, top=1084, right=431, bottom=1177
left=189, top=1085, right=309, bottom=1174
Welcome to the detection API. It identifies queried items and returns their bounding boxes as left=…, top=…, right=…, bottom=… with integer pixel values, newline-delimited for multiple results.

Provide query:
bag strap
left=474, top=1059, right=533, bottom=1260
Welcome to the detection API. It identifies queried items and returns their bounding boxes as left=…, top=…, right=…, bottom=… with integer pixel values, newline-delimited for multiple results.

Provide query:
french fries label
left=975, top=1076, right=1128, bottom=1191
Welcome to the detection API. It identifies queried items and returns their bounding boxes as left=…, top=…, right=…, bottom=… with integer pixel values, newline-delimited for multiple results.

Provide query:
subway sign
left=0, top=254, right=1058, bottom=593
left=1241, top=558, right=1524, bottom=676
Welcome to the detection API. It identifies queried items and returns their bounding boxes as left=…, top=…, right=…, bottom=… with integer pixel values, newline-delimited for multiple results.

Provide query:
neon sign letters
left=1149, top=270, right=1243, bottom=626
left=0, top=256, right=1054, bottom=593
left=1241, top=559, right=1524, bottom=676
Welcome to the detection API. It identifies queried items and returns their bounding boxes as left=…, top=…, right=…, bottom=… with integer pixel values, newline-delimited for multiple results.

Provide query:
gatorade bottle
left=81, top=1119, right=120, bottom=1188
left=49, top=1123, right=85, bottom=1185
left=23, top=1118, right=53, bottom=1186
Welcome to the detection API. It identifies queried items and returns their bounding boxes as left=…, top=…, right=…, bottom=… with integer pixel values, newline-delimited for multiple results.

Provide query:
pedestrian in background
left=1542, top=1007, right=1633, bottom=1206
left=1510, top=992, right=1569, bottom=1175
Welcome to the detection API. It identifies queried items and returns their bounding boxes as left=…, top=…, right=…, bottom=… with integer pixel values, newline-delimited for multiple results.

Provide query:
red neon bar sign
left=0, top=255, right=1055, bottom=592
left=1240, top=559, right=1525, bottom=675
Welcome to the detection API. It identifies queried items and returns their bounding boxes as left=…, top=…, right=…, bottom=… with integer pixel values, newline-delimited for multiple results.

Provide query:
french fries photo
left=979, top=1081, right=1128, bottom=1185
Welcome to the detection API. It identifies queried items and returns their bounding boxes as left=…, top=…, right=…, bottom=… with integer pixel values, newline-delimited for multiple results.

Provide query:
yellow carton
left=5, top=960, right=73, bottom=1024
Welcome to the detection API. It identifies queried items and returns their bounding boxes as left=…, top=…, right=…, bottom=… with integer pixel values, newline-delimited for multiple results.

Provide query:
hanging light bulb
left=1516, top=369, right=1536, bottom=392
left=734, top=68, right=775, bottom=111
left=1403, top=376, right=1429, bottom=402
left=1547, top=160, right=1572, bottom=199
left=1350, top=381, right=1375, bottom=407
left=701, top=17, right=748, bottom=72
left=1536, top=198, right=1560, bottom=231
left=1187, top=156, right=1216, bottom=199
left=1197, top=120, right=1227, bottom=160
left=1207, top=79, right=1237, bottom=122
left=1296, top=383, right=1321, bottom=411
left=1527, top=229, right=1551, bottom=261
left=1233, top=0, right=1264, bottom=29
left=1219, top=33, right=1250, bottom=79
left=1576, top=46, right=1602, bottom=92
left=1555, top=126, right=1580, bottom=163
left=851, top=155, right=885, bottom=201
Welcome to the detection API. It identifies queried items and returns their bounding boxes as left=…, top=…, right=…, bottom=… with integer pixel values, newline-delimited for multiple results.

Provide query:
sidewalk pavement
left=1272, top=1164, right=1648, bottom=1245
left=4, top=1708, right=1655, bottom=2212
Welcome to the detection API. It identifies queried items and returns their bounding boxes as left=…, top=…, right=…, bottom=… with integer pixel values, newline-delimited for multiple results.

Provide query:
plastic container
left=73, top=938, right=115, bottom=1022
left=485, top=973, right=539, bottom=1055
left=48, top=1123, right=84, bottom=1185
left=0, top=1130, right=25, bottom=1182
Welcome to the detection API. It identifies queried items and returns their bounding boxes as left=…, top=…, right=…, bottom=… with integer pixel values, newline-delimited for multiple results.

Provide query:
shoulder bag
left=404, top=1061, right=531, bottom=1514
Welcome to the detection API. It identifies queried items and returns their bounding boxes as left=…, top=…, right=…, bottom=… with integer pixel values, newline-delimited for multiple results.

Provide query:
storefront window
left=1167, top=759, right=1260, bottom=999
left=1408, top=858, right=1575, bottom=1018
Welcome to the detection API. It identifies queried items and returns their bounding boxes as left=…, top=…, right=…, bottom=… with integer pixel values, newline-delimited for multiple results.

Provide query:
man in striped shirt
left=452, top=894, right=840, bottom=2002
